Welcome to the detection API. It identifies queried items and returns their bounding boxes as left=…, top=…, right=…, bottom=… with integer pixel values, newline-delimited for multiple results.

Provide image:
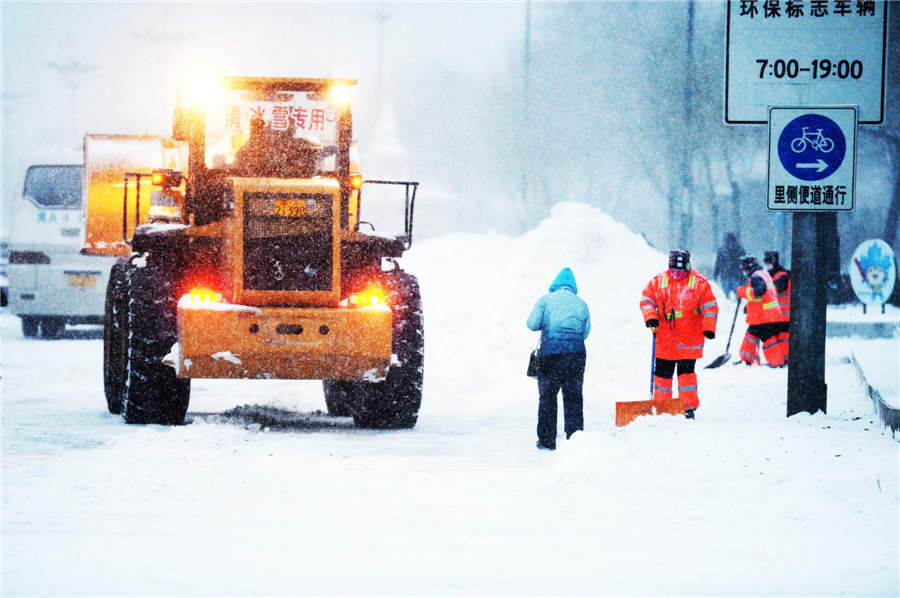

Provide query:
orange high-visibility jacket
left=771, top=267, right=791, bottom=321
left=640, top=270, right=718, bottom=360
left=737, top=268, right=783, bottom=325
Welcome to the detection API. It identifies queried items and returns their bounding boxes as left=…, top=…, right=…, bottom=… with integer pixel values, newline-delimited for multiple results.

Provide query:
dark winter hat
left=740, top=254, right=760, bottom=276
left=668, top=250, right=691, bottom=271
left=764, top=251, right=780, bottom=267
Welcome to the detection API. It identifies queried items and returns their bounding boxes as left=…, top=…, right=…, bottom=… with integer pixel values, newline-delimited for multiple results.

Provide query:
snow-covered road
left=3, top=204, right=898, bottom=596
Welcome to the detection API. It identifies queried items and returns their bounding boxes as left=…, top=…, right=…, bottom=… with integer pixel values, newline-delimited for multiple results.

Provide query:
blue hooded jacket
left=526, top=268, right=591, bottom=355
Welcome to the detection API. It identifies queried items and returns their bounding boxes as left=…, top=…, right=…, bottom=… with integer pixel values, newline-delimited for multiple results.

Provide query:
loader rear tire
left=323, top=380, right=353, bottom=416
left=103, top=260, right=128, bottom=414
left=351, top=271, right=424, bottom=430
left=121, top=253, right=190, bottom=425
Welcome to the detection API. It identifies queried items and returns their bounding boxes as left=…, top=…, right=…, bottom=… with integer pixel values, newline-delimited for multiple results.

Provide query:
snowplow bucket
left=82, top=134, right=187, bottom=256
left=615, top=398, right=684, bottom=427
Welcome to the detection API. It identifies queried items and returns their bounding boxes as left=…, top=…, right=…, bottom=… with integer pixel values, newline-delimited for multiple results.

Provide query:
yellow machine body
left=177, top=302, right=392, bottom=380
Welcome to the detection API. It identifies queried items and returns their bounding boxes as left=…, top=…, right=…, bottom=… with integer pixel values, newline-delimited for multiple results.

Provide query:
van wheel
left=21, top=316, right=38, bottom=338
left=323, top=380, right=353, bottom=416
left=351, top=271, right=424, bottom=429
left=103, top=261, right=128, bottom=414
left=40, top=317, right=65, bottom=338
left=121, top=253, right=190, bottom=424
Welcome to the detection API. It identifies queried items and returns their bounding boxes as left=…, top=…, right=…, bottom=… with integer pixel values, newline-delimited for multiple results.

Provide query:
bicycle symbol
left=790, top=127, right=835, bottom=153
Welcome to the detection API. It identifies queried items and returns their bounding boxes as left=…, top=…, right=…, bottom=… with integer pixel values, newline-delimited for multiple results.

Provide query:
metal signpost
left=725, top=1, right=887, bottom=417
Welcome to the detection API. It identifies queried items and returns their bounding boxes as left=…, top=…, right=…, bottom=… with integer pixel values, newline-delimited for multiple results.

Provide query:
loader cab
left=179, top=77, right=359, bottom=230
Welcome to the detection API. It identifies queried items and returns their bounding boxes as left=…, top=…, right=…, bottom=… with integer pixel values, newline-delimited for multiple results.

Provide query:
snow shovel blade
left=615, top=398, right=684, bottom=427
left=704, top=352, right=731, bottom=369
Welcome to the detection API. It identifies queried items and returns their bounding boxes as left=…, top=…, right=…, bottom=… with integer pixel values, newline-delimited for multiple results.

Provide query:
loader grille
left=242, top=192, right=333, bottom=291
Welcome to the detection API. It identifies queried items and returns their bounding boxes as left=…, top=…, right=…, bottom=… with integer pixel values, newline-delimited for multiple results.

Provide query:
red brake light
left=186, top=288, right=223, bottom=303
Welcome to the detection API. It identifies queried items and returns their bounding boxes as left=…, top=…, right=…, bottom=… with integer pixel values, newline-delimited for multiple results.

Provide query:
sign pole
left=787, top=212, right=829, bottom=416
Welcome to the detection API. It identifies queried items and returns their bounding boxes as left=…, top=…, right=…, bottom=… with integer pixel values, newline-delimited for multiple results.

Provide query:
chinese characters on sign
left=770, top=184, right=847, bottom=205
left=224, top=103, right=336, bottom=133
left=737, top=0, right=877, bottom=19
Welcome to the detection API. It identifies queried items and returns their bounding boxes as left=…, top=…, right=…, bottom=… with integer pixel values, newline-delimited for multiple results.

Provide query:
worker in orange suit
left=736, top=255, right=786, bottom=367
left=764, top=251, right=790, bottom=363
left=640, top=250, right=718, bottom=419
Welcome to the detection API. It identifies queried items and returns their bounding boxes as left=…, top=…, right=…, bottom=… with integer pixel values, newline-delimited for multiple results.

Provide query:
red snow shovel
left=615, top=332, right=683, bottom=426
left=705, top=299, right=742, bottom=369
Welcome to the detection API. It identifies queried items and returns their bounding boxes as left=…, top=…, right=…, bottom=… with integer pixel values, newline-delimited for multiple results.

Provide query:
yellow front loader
left=83, top=77, right=423, bottom=428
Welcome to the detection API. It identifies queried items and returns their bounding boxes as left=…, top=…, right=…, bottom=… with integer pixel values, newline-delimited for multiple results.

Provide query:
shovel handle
left=723, top=298, right=742, bottom=353
left=648, top=332, right=656, bottom=401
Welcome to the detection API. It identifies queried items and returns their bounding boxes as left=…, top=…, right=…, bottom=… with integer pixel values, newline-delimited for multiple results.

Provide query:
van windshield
left=24, top=165, right=82, bottom=208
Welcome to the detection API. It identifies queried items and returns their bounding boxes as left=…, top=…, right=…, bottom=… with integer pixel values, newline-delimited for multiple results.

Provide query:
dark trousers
left=537, top=352, right=586, bottom=448
left=653, top=358, right=696, bottom=378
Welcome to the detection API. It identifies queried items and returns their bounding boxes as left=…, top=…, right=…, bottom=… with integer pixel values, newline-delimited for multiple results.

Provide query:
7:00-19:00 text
left=756, top=58, right=863, bottom=80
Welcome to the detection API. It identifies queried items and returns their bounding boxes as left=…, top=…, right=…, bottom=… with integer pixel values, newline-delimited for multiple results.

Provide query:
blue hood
left=549, top=267, right=578, bottom=294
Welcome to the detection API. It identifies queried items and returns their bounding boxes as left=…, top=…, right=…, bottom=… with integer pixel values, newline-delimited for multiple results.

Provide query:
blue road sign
left=777, top=114, right=846, bottom=181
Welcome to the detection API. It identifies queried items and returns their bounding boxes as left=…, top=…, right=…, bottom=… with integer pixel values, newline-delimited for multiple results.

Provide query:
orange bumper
left=177, top=301, right=392, bottom=380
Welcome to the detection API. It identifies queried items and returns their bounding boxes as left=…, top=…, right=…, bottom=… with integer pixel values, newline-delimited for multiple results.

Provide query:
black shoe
left=685, top=408, right=696, bottom=419
left=536, top=440, right=556, bottom=451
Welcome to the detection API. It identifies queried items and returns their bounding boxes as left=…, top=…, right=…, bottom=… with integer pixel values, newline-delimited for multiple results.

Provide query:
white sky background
left=0, top=1, right=526, bottom=233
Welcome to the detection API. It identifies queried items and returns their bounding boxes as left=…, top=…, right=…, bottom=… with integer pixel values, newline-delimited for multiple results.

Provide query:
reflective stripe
left=740, top=351, right=758, bottom=361
left=654, top=383, right=673, bottom=393
left=699, top=301, right=717, bottom=311
left=660, top=275, right=668, bottom=289
left=641, top=296, right=658, bottom=307
left=678, top=343, right=704, bottom=351
left=688, top=273, right=696, bottom=288
left=701, top=311, right=718, bottom=319
left=678, top=384, right=698, bottom=392
left=763, top=301, right=779, bottom=310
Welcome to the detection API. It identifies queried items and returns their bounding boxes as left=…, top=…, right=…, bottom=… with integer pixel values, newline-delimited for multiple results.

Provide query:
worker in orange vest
left=640, top=250, right=718, bottom=419
left=737, top=255, right=786, bottom=367
left=764, top=251, right=790, bottom=363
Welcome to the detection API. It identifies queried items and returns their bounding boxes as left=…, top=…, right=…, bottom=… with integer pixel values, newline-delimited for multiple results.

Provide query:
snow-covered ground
left=2, top=203, right=898, bottom=596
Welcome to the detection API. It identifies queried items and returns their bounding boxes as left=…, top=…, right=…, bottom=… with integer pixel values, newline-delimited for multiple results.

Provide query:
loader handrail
left=122, top=172, right=151, bottom=245
left=362, top=180, right=419, bottom=250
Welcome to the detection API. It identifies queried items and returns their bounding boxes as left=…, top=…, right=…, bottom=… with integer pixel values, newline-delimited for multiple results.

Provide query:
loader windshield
left=204, top=88, right=341, bottom=178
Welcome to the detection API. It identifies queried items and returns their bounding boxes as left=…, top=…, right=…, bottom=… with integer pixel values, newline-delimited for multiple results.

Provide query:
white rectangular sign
left=726, top=0, right=886, bottom=124
left=767, top=106, right=857, bottom=211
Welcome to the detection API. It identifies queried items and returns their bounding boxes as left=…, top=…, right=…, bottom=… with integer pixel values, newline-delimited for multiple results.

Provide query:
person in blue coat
left=527, top=267, right=591, bottom=450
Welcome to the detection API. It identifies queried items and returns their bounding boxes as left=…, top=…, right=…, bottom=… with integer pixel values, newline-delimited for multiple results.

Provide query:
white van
left=7, top=164, right=117, bottom=337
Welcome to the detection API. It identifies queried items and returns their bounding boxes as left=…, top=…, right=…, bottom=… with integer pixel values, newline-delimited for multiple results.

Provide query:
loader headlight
left=184, top=77, right=224, bottom=109
left=151, top=168, right=183, bottom=189
left=329, top=84, right=351, bottom=107
left=350, top=173, right=364, bottom=189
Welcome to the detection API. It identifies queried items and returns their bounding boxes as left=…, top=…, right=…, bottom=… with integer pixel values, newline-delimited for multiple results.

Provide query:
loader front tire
left=121, top=253, right=190, bottom=425
left=351, top=271, right=424, bottom=430
left=103, top=260, right=128, bottom=414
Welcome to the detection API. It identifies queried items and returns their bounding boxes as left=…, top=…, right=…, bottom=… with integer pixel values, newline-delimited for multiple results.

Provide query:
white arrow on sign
left=796, top=158, right=828, bottom=172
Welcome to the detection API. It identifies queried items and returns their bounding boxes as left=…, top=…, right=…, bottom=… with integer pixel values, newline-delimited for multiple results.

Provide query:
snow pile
left=403, top=201, right=731, bottom=412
